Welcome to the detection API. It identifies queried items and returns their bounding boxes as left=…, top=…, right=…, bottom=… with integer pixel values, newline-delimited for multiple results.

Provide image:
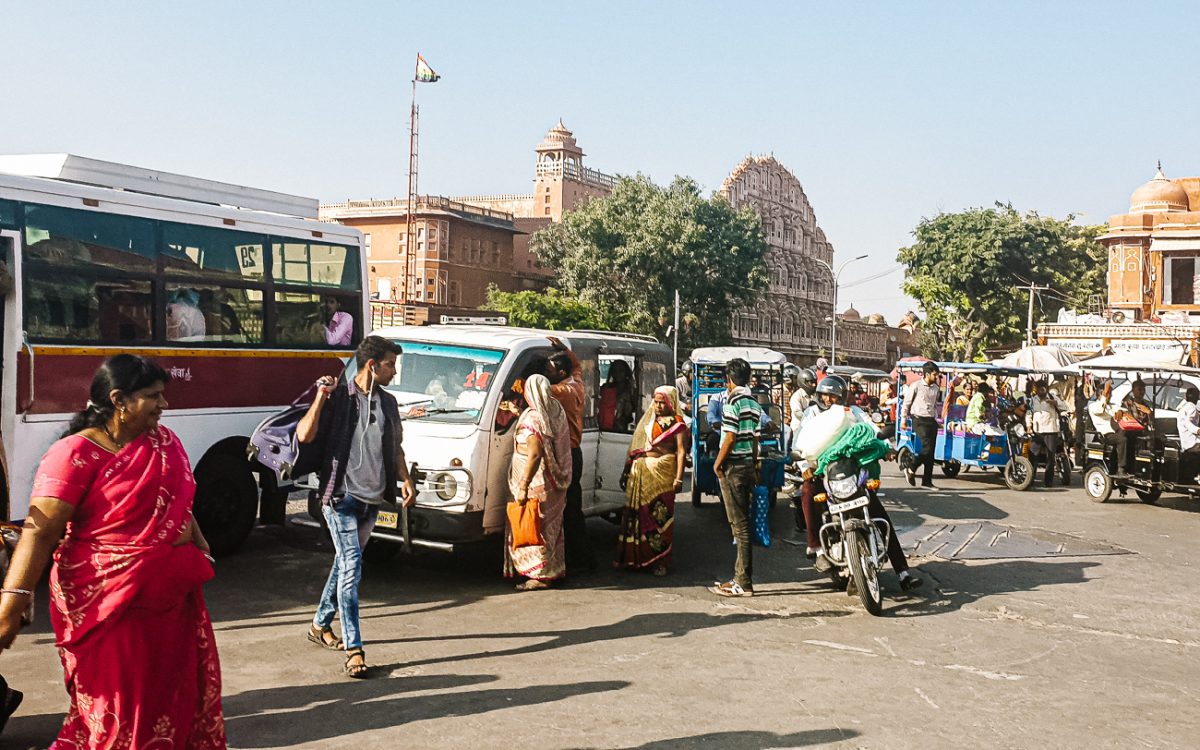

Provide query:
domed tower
left=535, top=119, right=585, bottom=178
left=531, top=120, right=616, bottom=221
left=1130, top=164, right=1190, bottom=213
left=840, top=305, right=861, bottom=322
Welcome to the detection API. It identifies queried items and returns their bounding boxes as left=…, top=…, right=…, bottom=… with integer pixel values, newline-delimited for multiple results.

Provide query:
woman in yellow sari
left=616, top=386, right=687, bottom=576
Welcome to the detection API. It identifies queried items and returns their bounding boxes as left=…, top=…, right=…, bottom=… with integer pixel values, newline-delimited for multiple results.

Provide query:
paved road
left=5, top=465, right=1199, bottom=749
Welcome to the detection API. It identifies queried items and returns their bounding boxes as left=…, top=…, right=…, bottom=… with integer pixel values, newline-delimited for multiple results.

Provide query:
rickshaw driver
left=1027, top=380, right=1068, bottom=487
left=796, top=376, right=923, bottom=591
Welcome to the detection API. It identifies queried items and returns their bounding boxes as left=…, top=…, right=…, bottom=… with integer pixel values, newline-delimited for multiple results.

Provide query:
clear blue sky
left=5, top=1, right=1198, bottom=323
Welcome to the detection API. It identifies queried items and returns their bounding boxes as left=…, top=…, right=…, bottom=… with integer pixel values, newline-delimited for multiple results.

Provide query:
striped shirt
left=722, top=386, right=762, bottom=458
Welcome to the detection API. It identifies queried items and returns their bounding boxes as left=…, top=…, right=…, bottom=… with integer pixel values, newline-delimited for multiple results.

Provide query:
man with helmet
left=675, top=359, right=693, bottom=418
left=791, top=375, right=870, bottom=558
left=795, top=376, right=923, bottom=591
left=900, top=361, right=941, bottom=489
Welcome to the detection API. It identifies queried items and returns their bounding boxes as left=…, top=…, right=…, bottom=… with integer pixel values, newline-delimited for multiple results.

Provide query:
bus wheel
left=194, top=453, right=258, bottom=557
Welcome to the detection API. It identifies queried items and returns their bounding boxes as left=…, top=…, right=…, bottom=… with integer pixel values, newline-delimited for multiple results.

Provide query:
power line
left=841, top=264, right=903, bottom=289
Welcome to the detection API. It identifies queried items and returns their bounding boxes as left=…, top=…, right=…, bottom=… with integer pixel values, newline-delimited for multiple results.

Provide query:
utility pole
left=814, top=254, right=868, bottom=366
left=1021, top=282, right=1050, bottom=347
left=673, top=289, right=680, bottom=368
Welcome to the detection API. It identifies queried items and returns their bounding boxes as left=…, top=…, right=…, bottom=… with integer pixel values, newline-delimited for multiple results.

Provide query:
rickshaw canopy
left=690, top=346, right=788, bottom=367
left=1068, top=353, right=1200, bottom=375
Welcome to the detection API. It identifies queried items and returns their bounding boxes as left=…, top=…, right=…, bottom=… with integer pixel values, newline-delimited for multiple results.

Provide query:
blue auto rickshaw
left=689, top=346, right=788, bottom=507
left=893, top=361, right=1037, bottom=490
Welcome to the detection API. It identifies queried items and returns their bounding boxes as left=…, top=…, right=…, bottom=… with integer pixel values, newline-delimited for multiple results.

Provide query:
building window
left=1164, top=254, right=1200, bottom=306
left=544, top=206, right=551, bottom=215
left=364, top=233, right=372, bottom=257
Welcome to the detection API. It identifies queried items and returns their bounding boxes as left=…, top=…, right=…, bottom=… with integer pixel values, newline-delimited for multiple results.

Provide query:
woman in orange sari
left=0, top=354, right=225, bottom=749
left=616, top=386, right=687, bottom=576
left=504, top=373, right=572, bottom=591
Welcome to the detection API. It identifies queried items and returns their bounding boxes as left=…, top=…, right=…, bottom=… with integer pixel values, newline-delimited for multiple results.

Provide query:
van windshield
left=385, top=341, right=505, bottom=424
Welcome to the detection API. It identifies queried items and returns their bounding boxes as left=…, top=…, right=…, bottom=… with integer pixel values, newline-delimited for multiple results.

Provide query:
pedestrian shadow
left=888, top=558, right=1101, bottom=617
left=888, top=487, right=1009, bottom=520
left=223, top=676, right=630, bottom=747
left=3, top=710, right=66, bottom=748
left=373, top=611, right=786, bottom=668
left=604, top=728, right=860, bottom=749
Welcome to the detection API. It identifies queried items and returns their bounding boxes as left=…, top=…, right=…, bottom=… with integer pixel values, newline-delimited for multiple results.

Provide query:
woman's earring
left=119, top=405, right=127, bottom=425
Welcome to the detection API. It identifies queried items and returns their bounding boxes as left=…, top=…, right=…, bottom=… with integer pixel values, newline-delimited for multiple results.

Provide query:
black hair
left=726, top=358, right=751, bottom=387
left=65, top=354, right=170, bottom=436
left=549, top=351, right=574, bottom=376
left=1187, top=387, right=1200, bottom=402
left=921, top=361, right=940, bottom=375
left=355, top=335, right=402, bottom=370
left=977, top=382, right=994, bottom=395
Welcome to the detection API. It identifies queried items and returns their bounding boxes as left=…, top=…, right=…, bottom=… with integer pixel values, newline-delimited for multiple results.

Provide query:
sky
left=4, top=1, right=1199, bottom=324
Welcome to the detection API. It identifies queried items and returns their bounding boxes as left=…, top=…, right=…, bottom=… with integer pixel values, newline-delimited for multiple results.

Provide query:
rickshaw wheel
left=896, top=447, right=914, bottom=472
left=1083, top=465, right=1113, bottom=503
left=1136, top=488, right=1161, bottom=505
left=942, top=460, right=962, bottom=479
left=1004, top=456, right=1035, bottom=491
left=691, top=484, right=703, bottom=507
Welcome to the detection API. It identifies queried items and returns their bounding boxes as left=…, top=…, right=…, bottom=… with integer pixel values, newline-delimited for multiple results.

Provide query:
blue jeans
left=313, top=494, right=379, bottom=650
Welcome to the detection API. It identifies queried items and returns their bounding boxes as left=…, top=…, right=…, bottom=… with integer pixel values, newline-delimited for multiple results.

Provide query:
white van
left=299, top=324, right=673, bottom=554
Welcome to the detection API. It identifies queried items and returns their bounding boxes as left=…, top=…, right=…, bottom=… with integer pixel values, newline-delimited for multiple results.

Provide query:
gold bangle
left=1, top=588, right=32, bottom=597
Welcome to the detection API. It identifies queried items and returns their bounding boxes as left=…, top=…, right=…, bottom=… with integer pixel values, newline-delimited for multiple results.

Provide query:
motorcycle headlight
left=827, top=475, right=860, bottom=500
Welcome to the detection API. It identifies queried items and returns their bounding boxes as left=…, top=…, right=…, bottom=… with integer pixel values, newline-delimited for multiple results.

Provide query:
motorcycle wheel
left=1057, top=454, right=1072, bottom=487
left=1083, top=465, right=1113, bottom=503
left=1136, top=487, right=1161, bottom=504
left=845, top=530, right=883, bottom=616
left=1005, top=456, right=1035, bottom=491
left=942, top=460, right=962, bottom=479
left=896, top=447, right=914, bottom=472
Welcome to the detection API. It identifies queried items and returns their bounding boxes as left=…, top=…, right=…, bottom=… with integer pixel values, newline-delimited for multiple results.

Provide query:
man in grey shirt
left=901, top=361, right=941, bottom=488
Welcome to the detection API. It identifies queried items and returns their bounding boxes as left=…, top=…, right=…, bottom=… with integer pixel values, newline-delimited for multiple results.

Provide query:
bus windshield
left=385, top=341, right=505, bottom=424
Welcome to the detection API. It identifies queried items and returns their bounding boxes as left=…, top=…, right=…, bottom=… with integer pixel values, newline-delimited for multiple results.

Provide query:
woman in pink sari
left=0, top=354, right=225, bottom=749
left=504, top=374, right=572, bottom=591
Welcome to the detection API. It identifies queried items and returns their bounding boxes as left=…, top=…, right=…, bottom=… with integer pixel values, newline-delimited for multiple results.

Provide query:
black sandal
left=343, top=648, right=369, bottom=679
left=307, top=624, right=343, bottom=650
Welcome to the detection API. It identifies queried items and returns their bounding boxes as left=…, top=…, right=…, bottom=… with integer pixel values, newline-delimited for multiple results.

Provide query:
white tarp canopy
left=690, top=346, right=787, bottom=366
left=993, top=345, right=1078, bottom=370
left=1067, top=352, right=1200, bottom=375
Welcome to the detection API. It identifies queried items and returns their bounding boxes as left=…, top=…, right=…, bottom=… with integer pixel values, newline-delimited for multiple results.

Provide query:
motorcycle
left=815, top=456, right=891, bottom=616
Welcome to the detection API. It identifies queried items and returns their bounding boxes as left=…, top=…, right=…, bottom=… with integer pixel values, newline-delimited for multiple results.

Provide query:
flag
left=415, top=54, right=440, bottom=83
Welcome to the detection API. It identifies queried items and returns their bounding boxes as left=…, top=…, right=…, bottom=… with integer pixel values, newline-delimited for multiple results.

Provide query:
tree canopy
left=529, top=175, right=769, bottom=348
left=898, top=203, right=1107, bottom=361
left=484, top=287, right=605, bottom=331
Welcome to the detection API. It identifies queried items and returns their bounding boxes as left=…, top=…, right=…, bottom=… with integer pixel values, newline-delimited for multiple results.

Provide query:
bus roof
left=0, top=153, right=319, bottom=218
left=371, top=324, right=669, bottom=352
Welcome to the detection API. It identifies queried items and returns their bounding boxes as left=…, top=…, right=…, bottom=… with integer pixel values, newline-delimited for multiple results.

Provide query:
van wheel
left=194, top=452, right=258, bottom=557
left=363, top=539, right=400, bottom=563
left=1084, top=465, right=1113, bottom=503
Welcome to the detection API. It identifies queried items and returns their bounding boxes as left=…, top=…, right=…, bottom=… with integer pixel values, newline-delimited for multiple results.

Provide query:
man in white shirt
left=1027, top=381, right=1067, bottom=487
left=1176, top=387, right=1200, bottom=481
left=900, top=361, right=941, bottom=488
left=1088, top=380, right=1128, bottom=474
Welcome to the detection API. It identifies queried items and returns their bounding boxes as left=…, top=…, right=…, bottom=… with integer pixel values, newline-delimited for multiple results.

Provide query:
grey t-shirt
left=343, top=389, right=387, bottom=505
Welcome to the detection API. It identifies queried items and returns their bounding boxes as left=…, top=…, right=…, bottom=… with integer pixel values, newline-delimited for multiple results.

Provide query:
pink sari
left=33, top=426, right=225, bottom=749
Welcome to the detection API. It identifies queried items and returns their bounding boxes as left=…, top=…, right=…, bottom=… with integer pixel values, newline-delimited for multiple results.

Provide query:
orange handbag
left=507, top=500, right=542, bottom=549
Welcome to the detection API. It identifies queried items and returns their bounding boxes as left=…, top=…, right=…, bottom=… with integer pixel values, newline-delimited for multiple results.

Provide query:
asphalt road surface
left=4, top=464, right=1198, bottom=749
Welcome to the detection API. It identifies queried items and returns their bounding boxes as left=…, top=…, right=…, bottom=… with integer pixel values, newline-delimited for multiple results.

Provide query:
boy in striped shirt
left=710, top=358, right=762, bottom=597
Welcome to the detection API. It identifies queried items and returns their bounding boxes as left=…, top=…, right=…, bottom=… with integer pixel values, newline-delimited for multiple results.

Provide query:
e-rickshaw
left=1074, top=357, right=1200, bottom=504
left=894, top=361, right=1039, bottom=490
left=690, top=347, right=787, bottom=507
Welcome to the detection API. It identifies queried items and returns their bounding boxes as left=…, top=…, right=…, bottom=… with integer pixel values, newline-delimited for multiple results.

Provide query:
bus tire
left=194, top=452, right=258, bottom=557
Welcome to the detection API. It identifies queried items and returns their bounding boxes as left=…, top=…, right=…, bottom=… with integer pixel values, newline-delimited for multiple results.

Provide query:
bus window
left=274, top=290, right=358, bottom=348
left=163, top=223, right=267, bottom=283
left=272, top=241, right=361, bottom=290
left=0, top=199, right=16, bottom=230
left=165, top=283, right=264, bottom=344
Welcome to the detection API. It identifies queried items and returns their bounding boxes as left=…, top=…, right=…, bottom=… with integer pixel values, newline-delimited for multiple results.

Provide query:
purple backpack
left=247, top=384, right=325, bottom=483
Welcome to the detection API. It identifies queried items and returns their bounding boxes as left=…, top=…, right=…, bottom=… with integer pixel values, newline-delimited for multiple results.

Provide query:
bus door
left=0, top=230, right=16, bottom=518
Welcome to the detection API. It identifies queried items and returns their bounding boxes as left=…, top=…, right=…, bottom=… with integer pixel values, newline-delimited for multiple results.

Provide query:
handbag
left=1116, top=416, right=1145, bottom=432
left=247, top=383, right=328, bottom=483
left=507, top=499, right=542, bottom=549
left=749, top=485, right=772, bottom=548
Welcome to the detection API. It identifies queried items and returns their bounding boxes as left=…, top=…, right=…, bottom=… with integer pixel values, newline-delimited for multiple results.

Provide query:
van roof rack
left=569, top=329, right=660, bottom=344
left=0, top=153, right=319, bottom=219
left=439, top=315, right=508, bottom=326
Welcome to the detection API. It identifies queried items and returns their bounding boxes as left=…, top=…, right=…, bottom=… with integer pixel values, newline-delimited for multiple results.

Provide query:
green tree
left=484, top=286, right=604, bottom=331
left=531, top=175, right=768, bottom=347
left=898, top=203, right=1106, bottom=361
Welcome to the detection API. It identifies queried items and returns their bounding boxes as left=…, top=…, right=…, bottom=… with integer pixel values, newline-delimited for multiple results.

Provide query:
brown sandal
left=343, top=648, right=369, bottom=678
left=308, top=625, right=343, bottom=650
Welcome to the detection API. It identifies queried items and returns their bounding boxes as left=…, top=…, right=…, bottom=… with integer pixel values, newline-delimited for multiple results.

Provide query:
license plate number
left=376, top=510, right=399, bottom=529
left=827, top=496, right=869, bottom=514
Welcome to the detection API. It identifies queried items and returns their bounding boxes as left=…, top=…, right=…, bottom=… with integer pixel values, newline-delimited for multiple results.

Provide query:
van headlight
left=827, top=475, right=860, bottom=500
left=417, top=468, right=471, bottom=505
left=432, top=472, right=458, bottom=501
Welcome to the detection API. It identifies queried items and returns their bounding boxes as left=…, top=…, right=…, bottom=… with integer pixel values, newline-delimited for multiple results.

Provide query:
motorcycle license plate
left=827, top=496, right=869, bottom=514
left=376, top=510, right=399, bottom=529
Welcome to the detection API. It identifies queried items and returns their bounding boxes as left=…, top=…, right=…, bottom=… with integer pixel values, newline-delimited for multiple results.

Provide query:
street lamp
left=814, top=254, right=869, bottom=366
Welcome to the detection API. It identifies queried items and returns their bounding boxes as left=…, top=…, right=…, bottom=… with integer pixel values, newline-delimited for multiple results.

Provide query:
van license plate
left=828, top=496, right=869, bottom=514
left=376, top=511, right=399, bottom=529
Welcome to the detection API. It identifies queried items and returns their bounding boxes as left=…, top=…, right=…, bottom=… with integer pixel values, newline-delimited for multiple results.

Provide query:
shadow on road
left=223, top=676, right=630, bottom=747
left=609, top=728, right=860, bottom=749
left=890, top=558, right=1101, bottom=617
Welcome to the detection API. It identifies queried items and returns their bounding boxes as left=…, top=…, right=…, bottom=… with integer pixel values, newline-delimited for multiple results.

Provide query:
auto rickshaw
left=1074, top=358, right=1200, bottom=504
left=893, top=361, right=1039, bottom=490
left=689, top=346, right=787, bottom=507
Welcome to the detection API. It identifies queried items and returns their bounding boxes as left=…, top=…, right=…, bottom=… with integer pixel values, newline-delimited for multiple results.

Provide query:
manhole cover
left=899, top=521, right=1133, bottom=560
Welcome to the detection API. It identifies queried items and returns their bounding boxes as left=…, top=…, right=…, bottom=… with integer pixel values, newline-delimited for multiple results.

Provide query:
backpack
left=247, top=384, right=325, bottom=484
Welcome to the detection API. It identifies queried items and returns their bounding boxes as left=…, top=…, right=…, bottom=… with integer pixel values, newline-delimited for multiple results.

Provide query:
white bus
left=0, top=154, right=367, bottom=554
